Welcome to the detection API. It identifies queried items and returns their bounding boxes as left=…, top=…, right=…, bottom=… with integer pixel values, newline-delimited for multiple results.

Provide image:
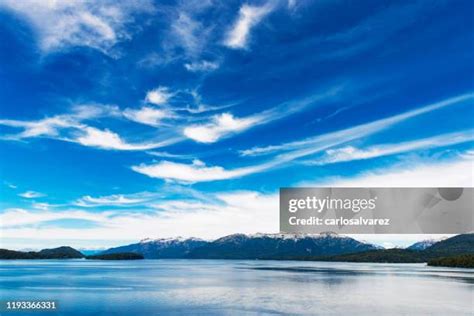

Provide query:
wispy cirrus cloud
left=146, top=151, right=194, bottom=160
left=0, top=190, right=279, bottom=245
left=184, top=60, right=220, bottom=72
left=241, top=93, right=474, bottom=157
left=0, top=0, right=154, bottom=54
left=0, top=104, right=177, bottom=151
left=224, top=3, right=274, bottom=49
left=132, top=159, right=266, bottom=183
left=75, top=194, right=148, bottom=207
left=145, top=86, right=174, bottom=105
left=316, top=158, right=474, bottom=188
left=171, top=12, right=209, bottom=57
left=135, top=93, right=473, bottom=182
left=154, top=0, right=217, bottom=68
left=123, top=107, right=173, bottom=127
left=182, top=86, right=344, bottom=143
left=0, top=103, right=119, bottom=138
left=183, top=113, right=260, bottom=143
left=305, top=130, right=474, bottom=165
left=5, top=182, right=17, bottom=189
left=32, top=202, right=54, bottom=211
left=2, top=157, right=472, bottom=249
left=18, top=191, right=45, bottom=199
left=74, top=126, right=174, bottom=151
left=0, top=208, right=110, bottom=228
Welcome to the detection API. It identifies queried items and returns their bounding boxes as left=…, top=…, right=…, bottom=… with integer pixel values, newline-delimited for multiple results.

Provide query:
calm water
left=0, top=260, right=472, bottom=315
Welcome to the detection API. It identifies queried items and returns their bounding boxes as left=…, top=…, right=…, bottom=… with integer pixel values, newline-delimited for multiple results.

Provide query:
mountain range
left=101, top=233, right=378, bottom=259
left=99, top=233, right=474, bottom=264
left=316, top=234, right=474, bottom=263
left=186, top=233, right=379, bottom=259
left=1, top=233, right=473, bottom=267
left=0, top=246, right=84, bottom=259
left=101, top=237, right=208, bottom=259
left=406, top=239, right=440, bottom=251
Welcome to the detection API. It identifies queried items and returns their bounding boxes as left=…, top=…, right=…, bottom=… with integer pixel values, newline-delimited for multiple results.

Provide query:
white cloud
left=138, top=93, right=474, bottom=183
left=146, top=151, right=194, bottom=160
left=224, top=3, right=273, bottom=49
left=171, top=13, right=203, bottom=56
left=0, top=0, right=153, bottom=54
left=0, top=104, right=178, bottom=151
left=5, top=182, right=17, bottom=189
left=123, top=107, right=172, bottom=127
left=181, top=86, right=344, bottom=143
left=184, top=60, right=219, bottom=72
left=70, top=104, right=121, bottom=120
left=183, top=90, right=237, bottom=114
left=18, top=191, right=45, bottom=199
left=309, top=130, right=474, bottom=165
left=160, top=1, right=214, bottom=60
left=0, top=208, right=109, bottom=228
left=0, top=191, right=279, bottom=246
left=183, top=113, right=260, bottom=143
left=287, top=0, right=296, bottom=9
left=319, top=158, right=474, bottom=187
left=132, top=159, right=266, bottom=183
left=241, top=93, right=474, bottom=156
left=0, top=103, right=119, bottom=140
left=145, top=86, right=173, bottom=105
left=32, top=203, right=52, bottom=210
left=2, top=157, right=471, bottom=249
left=0, top=116, right=78, bottom=139
left=75, top=194, right=147, bottom=207
left=74, top=126, right=171, bottom=151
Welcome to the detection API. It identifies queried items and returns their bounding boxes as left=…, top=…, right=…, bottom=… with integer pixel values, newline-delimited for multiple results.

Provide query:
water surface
left=0, top=260, right=472, bottom=315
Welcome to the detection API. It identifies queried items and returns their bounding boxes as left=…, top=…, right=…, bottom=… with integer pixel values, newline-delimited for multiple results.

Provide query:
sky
left=0, top=0, right=473, bottom=250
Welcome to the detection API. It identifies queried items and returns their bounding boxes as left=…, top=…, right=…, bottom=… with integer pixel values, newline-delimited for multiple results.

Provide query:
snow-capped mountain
left=407, top=239, right=440, bottom=251
left=187, top=233, right=378, bottom=259
left=101, top=237, right=208, bottom=259
left=102, top=233, right=378, bottom=259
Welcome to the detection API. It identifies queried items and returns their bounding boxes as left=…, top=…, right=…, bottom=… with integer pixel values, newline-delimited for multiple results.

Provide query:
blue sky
left=0, top=0, right=473, bottom=249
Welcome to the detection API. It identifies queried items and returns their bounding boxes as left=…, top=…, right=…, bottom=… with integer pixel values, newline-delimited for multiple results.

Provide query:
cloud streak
left=75, top=194, right=148, bottom=207
left=0, top=191, right=279, bottom=243
left=135, top=93, right=474, bottom=182
left=18, top=191, right=45, bottom=199
left=145, top=86, right=174, bottom=105
left=74, top=126, right=173, bottom=151
left=183, top=113, right=260, bottom=143
left=0, top=0, right=153, bottom=54
left=305, top=130, right=474, bottom=165
left=224, top=3, right=274, bottom=49
left=184, top=60, right=220, bottom=72
left=2, top=157, right=472, bottom=249
left=318, top=158, right=474, bottom=188
left=123, top=107, right=173, bottom=127
left=132, top=159, right=266, bottom=183
left=182, top=86, right=344, bottom=143
left=241, top=93, right=474, bottom=156
left=0, top=104, right=177, bottom=151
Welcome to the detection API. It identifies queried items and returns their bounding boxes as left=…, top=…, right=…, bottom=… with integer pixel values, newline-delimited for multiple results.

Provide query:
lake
left=0, top=260, right=472, bottom=315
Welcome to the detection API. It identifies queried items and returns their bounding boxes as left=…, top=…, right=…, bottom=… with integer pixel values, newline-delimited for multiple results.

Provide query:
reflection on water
left=0, top=260, right=472, bottom=315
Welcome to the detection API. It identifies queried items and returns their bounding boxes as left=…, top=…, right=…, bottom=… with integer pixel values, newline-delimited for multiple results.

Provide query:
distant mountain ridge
left=102, top=233, right=378, bottom=259
left=2, top=234, right=473, bottom=266
left=187, top=233, right=378, bottom=259
left=101, top=237, right=208, bottom=259
left=407, top=239, right=439, bottom=251
left=100, top=233, right=474, bottom=264
left=0, top=246, right=84, bottom=259
left=318, top=234, right=474, bottom=265
left=423, top=233, right=474, bottom=257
